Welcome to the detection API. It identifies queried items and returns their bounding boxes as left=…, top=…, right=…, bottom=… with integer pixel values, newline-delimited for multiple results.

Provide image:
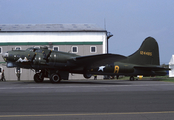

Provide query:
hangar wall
left=0, top=32, right=106, bottom=54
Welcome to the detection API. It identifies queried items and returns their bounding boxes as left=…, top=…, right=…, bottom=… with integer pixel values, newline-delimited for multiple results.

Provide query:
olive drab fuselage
left=2, top=37, right=169, bottom=83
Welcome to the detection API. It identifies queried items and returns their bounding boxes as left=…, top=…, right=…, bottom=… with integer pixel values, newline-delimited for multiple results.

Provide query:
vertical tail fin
left=128, top=37, right=160, bottom=65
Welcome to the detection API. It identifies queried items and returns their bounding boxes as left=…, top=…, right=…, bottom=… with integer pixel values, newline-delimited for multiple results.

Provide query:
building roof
left=0, top=24, right=106, bottom=32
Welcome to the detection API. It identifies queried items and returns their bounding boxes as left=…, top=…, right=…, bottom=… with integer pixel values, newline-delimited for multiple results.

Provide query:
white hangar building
left=0, top=24, right=110, bottom=80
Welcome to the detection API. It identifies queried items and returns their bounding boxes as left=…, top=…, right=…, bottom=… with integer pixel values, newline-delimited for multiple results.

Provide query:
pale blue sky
left=0, top=0, right=174, bottom=64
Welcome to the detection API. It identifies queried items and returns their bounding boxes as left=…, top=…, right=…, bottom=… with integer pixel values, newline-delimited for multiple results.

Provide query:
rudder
left=128, top=37, right=160, bottom=65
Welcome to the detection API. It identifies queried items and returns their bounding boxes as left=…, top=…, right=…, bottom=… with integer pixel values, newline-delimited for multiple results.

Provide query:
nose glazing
left=2, top=52, right=9, bottom=58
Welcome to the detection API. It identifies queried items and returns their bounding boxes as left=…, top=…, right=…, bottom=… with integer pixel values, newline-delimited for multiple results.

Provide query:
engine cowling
left=33, top=54, right=46, bottom=65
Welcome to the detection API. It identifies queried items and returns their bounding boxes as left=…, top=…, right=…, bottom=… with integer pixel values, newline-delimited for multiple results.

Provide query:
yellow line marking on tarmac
left=1, top=111, right=174, bottom=118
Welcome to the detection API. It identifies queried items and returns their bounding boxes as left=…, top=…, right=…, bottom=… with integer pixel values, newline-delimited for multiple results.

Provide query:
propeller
left=28, top=53, right=37, bottom=63
left=43, top=50, right=52, bottom=62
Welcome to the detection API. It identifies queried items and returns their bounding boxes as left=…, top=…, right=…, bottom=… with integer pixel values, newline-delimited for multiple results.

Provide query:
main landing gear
left=34, top=72, right=44, bottom=83
left=33, top=70, right=68, bottom=83
left=34, top=72, right=61, bottom=83
left=50, top=73, right=61, bottom=83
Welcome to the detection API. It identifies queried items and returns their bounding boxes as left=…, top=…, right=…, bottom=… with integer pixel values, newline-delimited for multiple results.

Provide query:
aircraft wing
left=69, top=53, right=127, bottom=67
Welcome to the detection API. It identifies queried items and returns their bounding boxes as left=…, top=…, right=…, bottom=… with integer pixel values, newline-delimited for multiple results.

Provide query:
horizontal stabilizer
left=134, top=66, right=171, bottom=71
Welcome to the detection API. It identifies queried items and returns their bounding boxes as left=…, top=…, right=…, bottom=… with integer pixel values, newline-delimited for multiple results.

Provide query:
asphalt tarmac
left=0, top=79, right=174, bottom=120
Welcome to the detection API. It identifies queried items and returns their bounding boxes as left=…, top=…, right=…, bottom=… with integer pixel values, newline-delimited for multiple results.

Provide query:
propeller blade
left=43, top=50, right=52, bottom=62
left=30, top=53, right=37, bottom=63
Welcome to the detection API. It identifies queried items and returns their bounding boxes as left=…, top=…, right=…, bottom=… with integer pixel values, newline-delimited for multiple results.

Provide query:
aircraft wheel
left=83, top=73, right=92, bottom=79
left=50, top=73, right=61, bottom=83
left=130, top=76, right=135, bottom=81
left=34, top=73, right=44, bottom=83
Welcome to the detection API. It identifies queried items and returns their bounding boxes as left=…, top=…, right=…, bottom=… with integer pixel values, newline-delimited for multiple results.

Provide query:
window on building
left=72, top=46, right=78, bottom=53
left=90, top=46, right=97, bottom=53
left=15, top=47, right=21, bottom=50
left=0, top=47, right=2, bottom=54
left=53, top=46, right=59, bottom=51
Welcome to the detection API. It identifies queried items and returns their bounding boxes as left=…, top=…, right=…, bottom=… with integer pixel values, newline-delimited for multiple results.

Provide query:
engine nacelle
left=33, top=54, right=46, bottom=65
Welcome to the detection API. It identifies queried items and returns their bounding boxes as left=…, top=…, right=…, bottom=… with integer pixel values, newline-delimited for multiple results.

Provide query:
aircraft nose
left=2, top=52, right=9, bottom=58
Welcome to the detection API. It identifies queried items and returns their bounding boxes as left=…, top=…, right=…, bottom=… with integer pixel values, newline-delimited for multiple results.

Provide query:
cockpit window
left=29, top=49, right=33, bottom=52
left=26, top=48, right=34, bottom=51
left=26, top=47, right=39, bottom=52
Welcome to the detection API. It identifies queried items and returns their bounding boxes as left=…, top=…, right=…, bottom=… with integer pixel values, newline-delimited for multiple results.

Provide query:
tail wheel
left=130, top=76, right=135, bottom=81
left=34, top=73, right=44, bottom=83
left=50, top=73, right=61, bottom=83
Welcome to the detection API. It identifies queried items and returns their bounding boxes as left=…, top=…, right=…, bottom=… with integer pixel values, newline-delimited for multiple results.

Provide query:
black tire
left=83, top=73, right=92, bottom=79
left=130, top=76, right=135, bottom=81
left=34, top=73, right=44, bottom=83
left=50, top=73, right=61, bottom=83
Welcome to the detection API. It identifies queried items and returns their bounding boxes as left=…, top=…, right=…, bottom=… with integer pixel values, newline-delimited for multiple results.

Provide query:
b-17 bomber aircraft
left=2, top=37, right=169, bottom=83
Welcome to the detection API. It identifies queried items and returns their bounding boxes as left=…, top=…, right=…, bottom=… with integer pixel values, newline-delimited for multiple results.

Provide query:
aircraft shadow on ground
left=134, top=78, right=163, bottom=81
left=19, top=77, right=162, bottom=85
left=21, top=80, right=131, bottom=85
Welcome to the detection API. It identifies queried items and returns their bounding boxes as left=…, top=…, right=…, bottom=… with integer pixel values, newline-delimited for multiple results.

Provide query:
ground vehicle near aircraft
left=2, top=37, right=169, bottom=83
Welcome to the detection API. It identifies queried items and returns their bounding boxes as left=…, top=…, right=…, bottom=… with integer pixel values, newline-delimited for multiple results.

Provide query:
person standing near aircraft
left=94, top=75, right=97, bottom=80
left=16, top=70, right=21, bottom=81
